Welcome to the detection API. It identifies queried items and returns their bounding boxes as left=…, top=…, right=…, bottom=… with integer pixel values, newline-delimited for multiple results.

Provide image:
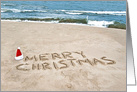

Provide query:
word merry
left=24, top=51, right=86, bottom=61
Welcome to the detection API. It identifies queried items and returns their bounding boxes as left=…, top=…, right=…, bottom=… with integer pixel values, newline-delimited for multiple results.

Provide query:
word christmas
left=15, top=51, right=116, bottom=71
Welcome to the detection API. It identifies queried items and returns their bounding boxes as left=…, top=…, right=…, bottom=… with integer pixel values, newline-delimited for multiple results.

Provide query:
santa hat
left=15, top=47, right=23, bottom=60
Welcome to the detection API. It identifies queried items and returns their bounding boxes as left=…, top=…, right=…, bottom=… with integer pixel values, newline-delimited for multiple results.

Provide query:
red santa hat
left=15, top=47, right=23, bottom=60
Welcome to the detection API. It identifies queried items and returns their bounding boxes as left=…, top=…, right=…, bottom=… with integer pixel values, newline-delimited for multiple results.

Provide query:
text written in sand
left=15, top=51, right=116, bottom=71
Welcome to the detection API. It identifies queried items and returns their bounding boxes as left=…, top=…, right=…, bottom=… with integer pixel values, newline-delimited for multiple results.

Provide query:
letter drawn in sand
left=32, top=64, right=40, bottom=70
left=53, top=62, right=59, bottom=69
left=93, top=58, right=105, bottom=65
left=24, top=56, right=37, bottom=61
left=76, top=59, right=93, bottom=66
left=76, top=59, right=86, bottom=65
left=58, top=60, right=68, bottom=69
left=16, top=63, right=30, bottom=71
left=34, top=55, right=37, bottom=61
left=85, top=59, right=94, bottom=66
left=74, top=51, right=86, bottom=58
left=52, top=53, right=62, bottom=60
left=67, top=59, right=76, bottom=66
left=42, top=62, right=52, bottom=70
left=101, top=56, right=116, bottom=65
left=62, top=52, right=73, bottom=59
left=39, top=53, right=49, bottom=61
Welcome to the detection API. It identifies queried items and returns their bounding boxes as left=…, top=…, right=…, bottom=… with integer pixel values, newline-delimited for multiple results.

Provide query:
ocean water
left=1, top=1, right=126, bottom=28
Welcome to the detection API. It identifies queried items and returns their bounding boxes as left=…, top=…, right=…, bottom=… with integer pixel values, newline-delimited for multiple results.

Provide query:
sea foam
left=88, top=20, right=114, bottom=27
left=64, top=10, right=126, bottom=16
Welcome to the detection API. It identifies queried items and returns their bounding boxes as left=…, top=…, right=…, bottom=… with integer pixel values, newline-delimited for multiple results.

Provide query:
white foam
left=59, top=10, right=126, bottom=16
left=2, top=19, right=60, bottom=24
left=1, top=8, right=21, bottom=13
left=1, top=8, right=9, bottom=13
left=88, top=20, right=114, bottom=27
left=1, top=8, right=47, bottom=13
left=11, top=9, right=21, bottom=13
left=21, top=10, right=47, bottom=13
left=2, top=3, right=15, bottom=6
left=80, top=11, right=126, bottom=15
left=65, top=12, right=83, bottom=15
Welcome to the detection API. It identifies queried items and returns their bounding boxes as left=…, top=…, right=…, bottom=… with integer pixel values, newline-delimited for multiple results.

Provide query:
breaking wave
left=87, top=20, right=114, bottom=27
left=1, top=17, right=126, bottom=29
left=62, top=10, right=126, bottom=16
left=1, top=8, right=47, bottom=13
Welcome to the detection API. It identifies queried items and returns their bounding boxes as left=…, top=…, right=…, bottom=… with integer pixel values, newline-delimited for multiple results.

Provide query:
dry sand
left=1, top=21, right=126, bottom=91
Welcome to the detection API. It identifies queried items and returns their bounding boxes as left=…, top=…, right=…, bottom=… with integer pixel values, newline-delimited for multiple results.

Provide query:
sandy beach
left=1, top=21, right=126, bottom=91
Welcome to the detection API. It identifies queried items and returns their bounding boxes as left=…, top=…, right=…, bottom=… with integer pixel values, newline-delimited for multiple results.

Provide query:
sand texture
left=1, top=21, right=126, bottom=91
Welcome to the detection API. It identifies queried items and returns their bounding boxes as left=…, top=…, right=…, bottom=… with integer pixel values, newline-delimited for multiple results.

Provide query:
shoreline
left=1, top=20, right=126, bottom=30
